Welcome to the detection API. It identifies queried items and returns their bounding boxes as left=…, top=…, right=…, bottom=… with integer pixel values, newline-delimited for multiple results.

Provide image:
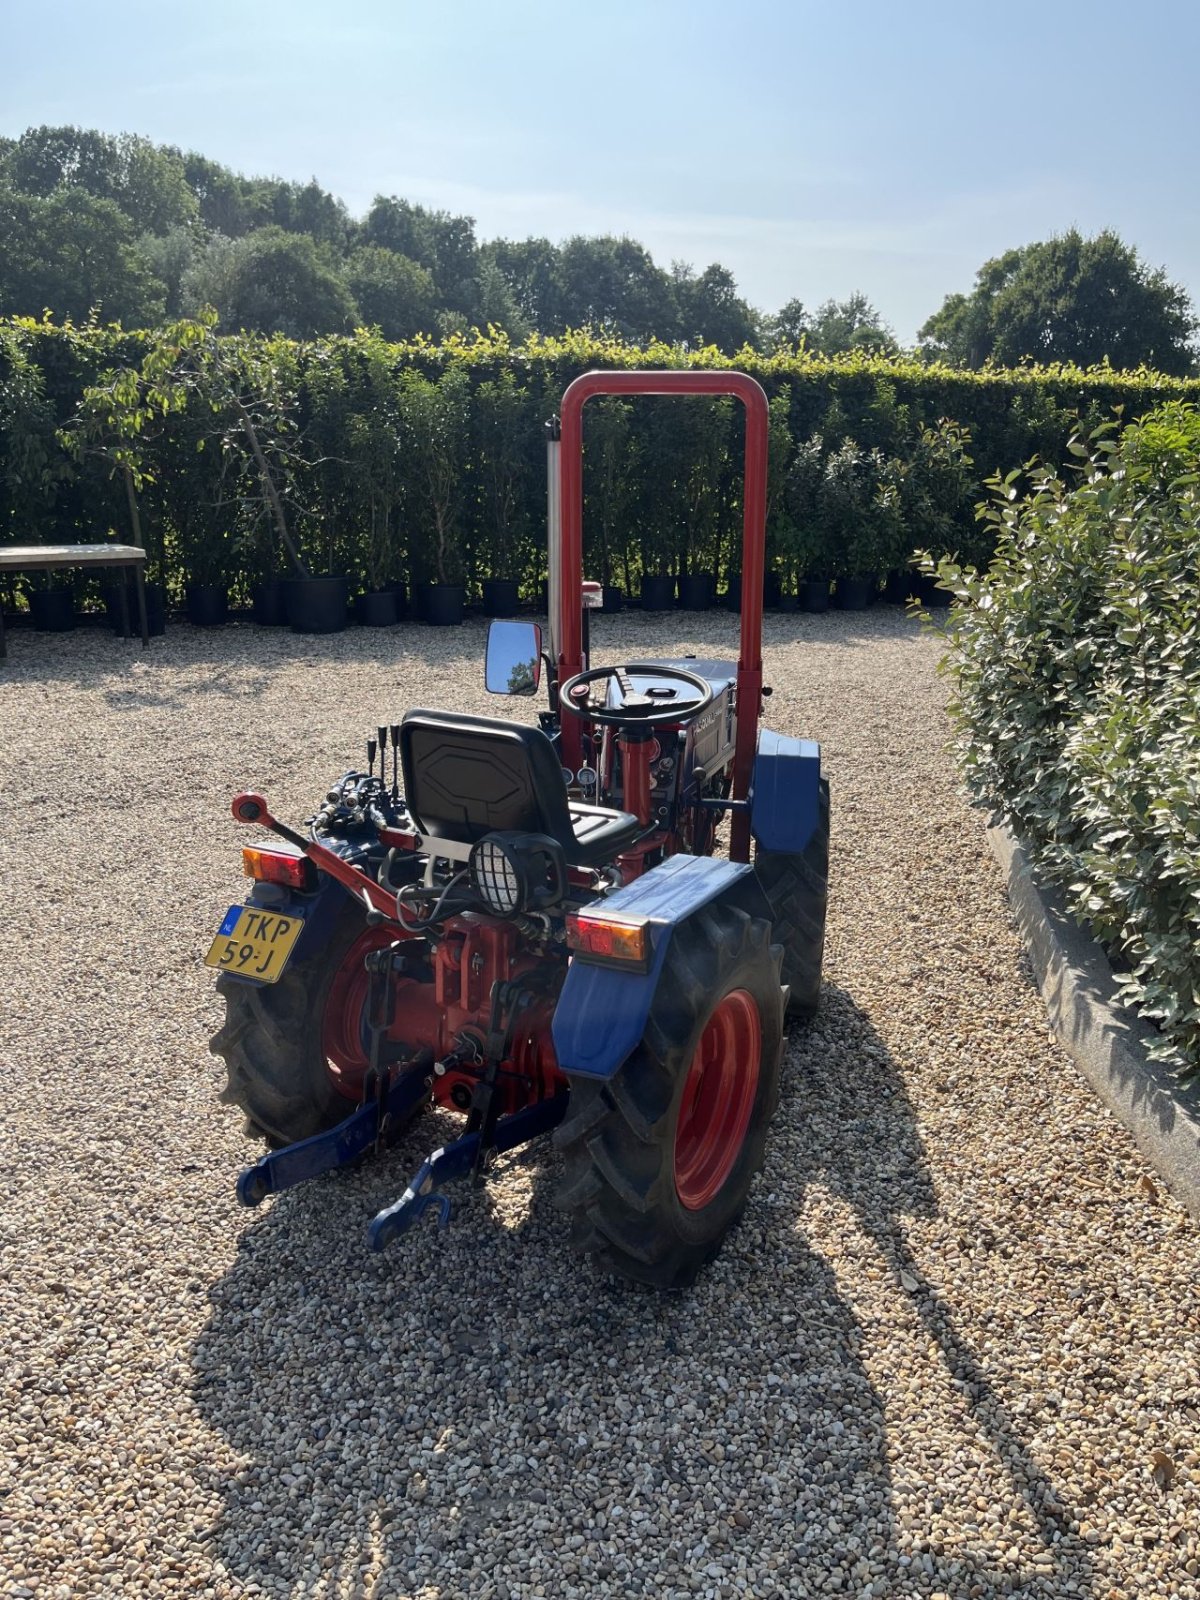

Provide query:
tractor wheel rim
left=322, top=927, right=395, bottom=1098
left=673, top=988, right=761, bottom=1211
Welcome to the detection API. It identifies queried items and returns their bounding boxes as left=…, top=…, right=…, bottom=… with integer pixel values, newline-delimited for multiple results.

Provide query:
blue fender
left=750, top=727, right=821, bottom=854
left=551, top=853, right=773, bottom=1080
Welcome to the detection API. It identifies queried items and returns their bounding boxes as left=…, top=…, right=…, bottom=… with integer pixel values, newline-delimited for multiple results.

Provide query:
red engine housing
left=323, top=914, right=566, bottom=1117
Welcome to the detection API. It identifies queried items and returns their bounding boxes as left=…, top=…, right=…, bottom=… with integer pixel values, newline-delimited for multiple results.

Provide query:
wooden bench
left=0, top=544, right=149, bottom=659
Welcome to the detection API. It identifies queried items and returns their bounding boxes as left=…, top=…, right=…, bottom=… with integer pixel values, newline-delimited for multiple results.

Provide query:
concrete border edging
left=987, top=820, right=1200, bottom=1219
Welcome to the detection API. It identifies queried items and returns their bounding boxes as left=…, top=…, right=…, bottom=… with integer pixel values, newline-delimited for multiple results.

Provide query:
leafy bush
left=7, top=318, right=1200, bottom=601
left=927, top=403, right=1200, bottom=1078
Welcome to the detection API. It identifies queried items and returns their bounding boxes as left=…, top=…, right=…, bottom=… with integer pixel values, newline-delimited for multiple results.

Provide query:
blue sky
left=2, top=0, right=1198, bottom=341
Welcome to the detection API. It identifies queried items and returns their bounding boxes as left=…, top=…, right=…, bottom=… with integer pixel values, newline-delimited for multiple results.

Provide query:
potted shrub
left=819, top=440, right=899, bottom=610
left=780, top=434, right=829, bottom=612
left=901, top=419, right=975, bottom=610
left=181, top=510, right=231, bottom=625
left=354, top=483, right=402, bottom=628
left=675, top=397, right=730, bottom=610
left=28, top=576, right=76, bottom=632
left=401, top=367, right=471, bottom=625
left=475, top=372, right=534, bottom=616
left=585, top=398, right=636, bottom=613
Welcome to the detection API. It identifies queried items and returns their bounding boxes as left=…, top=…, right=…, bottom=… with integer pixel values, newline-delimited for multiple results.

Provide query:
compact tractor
left=208, top=371, right=829, bottom=1288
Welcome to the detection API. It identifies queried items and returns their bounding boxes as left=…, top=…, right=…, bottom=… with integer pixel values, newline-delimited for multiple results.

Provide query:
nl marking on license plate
left=204, top=905, right=303, bottom=984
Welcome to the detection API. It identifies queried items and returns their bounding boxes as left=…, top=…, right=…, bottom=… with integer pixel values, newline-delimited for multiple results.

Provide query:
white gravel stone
left=0, top=609, right=1197, bottom=1600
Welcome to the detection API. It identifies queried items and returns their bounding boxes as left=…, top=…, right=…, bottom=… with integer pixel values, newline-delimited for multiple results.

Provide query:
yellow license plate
left=204, top=905, right=304, bottom=984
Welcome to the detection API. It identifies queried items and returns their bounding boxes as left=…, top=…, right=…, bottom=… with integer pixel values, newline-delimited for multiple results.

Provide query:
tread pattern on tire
left=755, top=776, right=830, bottom=1017
left=554, top=902, right=783, bottom=1289
left=210, top=900, right=373, bottom=1148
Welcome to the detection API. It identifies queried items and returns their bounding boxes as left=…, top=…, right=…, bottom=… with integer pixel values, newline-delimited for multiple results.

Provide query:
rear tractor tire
left=554, top=903, right=784, bottom=1289
left=210, top=898, right=407, bottom=1148
left=755, top=776, right=830, bottom=1017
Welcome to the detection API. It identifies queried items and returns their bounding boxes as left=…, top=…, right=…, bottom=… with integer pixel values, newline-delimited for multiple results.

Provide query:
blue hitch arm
left=235, top=1068, right=431, bottom=1207
left=367, top=1092, right=569, bottom=1252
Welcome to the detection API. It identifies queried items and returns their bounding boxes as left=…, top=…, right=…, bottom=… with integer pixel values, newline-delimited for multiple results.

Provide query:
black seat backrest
left=400, top=709, right=575, bottom=847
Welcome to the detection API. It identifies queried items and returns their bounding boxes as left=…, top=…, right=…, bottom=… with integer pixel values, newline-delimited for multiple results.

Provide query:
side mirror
left=485, top=619, right=543, bottom=696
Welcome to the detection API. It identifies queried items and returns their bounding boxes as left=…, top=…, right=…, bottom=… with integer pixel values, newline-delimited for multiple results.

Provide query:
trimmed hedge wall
left=929, top=402, right=1200, bottom=1081
left=4, top=315, right=1200, bottom=606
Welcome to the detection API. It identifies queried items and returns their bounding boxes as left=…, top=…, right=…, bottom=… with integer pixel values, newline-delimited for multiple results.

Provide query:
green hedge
left=3, top=315, right=1200, bottom=602
left=928, top=402, right=1200, bottom=1081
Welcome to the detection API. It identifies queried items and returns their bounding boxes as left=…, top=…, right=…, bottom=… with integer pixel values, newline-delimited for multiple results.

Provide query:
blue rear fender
left=750, top=727, right=821, bottom=854
left=551, top=854, right=774, bottom=1081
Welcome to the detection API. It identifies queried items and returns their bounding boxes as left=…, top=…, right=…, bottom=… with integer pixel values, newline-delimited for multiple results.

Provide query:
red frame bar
left=558, top=370, right=769, bottom=861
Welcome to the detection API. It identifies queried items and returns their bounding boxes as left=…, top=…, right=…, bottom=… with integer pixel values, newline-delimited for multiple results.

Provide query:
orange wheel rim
left=673, top=988, right=761, bottom=1210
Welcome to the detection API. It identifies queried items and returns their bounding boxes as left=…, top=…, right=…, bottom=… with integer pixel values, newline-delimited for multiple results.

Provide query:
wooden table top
left=0, top=544, right=147, bottom=570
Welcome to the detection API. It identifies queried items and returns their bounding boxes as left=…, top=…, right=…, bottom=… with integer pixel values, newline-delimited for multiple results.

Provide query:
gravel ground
left=1, top=607, right=1198, bottom=1600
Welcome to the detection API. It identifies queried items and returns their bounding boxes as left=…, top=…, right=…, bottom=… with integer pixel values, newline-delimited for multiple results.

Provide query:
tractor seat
left=399, top=709, right=641, bottom=868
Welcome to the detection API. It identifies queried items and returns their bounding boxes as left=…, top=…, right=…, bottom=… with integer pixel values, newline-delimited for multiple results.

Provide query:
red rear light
left=242, top=846, right=316, bottom=891
left=566, top=911, right=651, bottom=971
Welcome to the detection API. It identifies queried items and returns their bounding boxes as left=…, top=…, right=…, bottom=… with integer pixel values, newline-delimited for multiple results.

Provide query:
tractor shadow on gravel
left=192, top=986, right=1094, bottom=1600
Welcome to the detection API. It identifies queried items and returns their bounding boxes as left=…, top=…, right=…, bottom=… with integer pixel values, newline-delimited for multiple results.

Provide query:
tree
left=181, top=227, right=358, bottom=338
left=763, top=297, right=810, bottom=352
left=180, top=152, right=274, bottom=237
left=342, top=246, right=437, bottom=340
left=0, top=185, right=166, bottom=325
left=672, top=262, right=759, bottom=352
left=137, top=226, right=198, bottom=317
left=919, top=230, right=1197, bottom=374
left=2, top=125, right=196, bottom=234
left=482, top=237, right=564, bottom=330
left=556, top=235, right=679, bottom=341
left=807, top=293, right=897, bottom=356
left=361, top=197, right=479, bottom=312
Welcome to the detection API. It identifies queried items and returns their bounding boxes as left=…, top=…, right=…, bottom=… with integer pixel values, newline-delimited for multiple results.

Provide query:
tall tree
left=556, top=235, right=679, bottom=341
left=181, top=227, right=357, bottom=338
left=361, top=197, right=479, bottom=312
left=0, top=185, right=166, bottom=325
left=2, top=125, right=196, bottom=234
left=762, top=297, right=810, bottom=352
left=920, top=230, right=1197, bottom=373
left=342, top=245, right=437, bottom=340
left=482, top=237, right=564, bottom=330
left=672, top=262, right=759, bottom=351
left=807, top=293, right=897, bottom=355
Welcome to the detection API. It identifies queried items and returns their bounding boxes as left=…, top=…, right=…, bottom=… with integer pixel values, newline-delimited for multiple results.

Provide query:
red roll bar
left=557, top=370, right=769, bottom=861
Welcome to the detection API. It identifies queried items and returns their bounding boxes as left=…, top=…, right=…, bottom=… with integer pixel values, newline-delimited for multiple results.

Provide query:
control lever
left=390, top=723, right=402, bottom=803
left=367, top=735, right=378, bottom=777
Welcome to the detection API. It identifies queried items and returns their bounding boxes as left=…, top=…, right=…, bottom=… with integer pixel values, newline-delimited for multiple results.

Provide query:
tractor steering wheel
left=559, top=663, right=714, bottom=729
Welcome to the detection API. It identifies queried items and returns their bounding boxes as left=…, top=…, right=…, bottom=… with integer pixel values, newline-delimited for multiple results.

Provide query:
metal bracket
left=367, top=1092, right=569, bottom=1252
left=235, top=1067, right=431, bottom=1206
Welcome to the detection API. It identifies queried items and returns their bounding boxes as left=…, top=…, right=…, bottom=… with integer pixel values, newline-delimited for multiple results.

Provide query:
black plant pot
left=482, top=578, right=520, bottom=616
left=359, top=588, right=399, bottom=627
left=800, top=578, right=830, bottom=614
left=186, top=583, right=228, bottom=627
left=641, top=574, right=675, bottom=611
left=601, top=584, right=624, bottom=614
left=678, top=572, right=714, bottom=611
left=30, top=586, right=75, bottom=632
left=421, top=582, right=466, bottom=626
left=919, top=572, right=953, bottom=609
left=107, top=580, right=166, bottom=636
left=764, top=571, right=782, bottom=610
left=391, top=580, right=409, bottom=619
left=284, top=575, right=349, bottom=634
left=883, top=569, right=919, bottom=606
left=252, top=580, right=288, bottom=626
left=834, top=575, right=877, bottom=612
left=777, top=593, right=799, bottom=613
left=724, top=575, right=742, bottom=611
